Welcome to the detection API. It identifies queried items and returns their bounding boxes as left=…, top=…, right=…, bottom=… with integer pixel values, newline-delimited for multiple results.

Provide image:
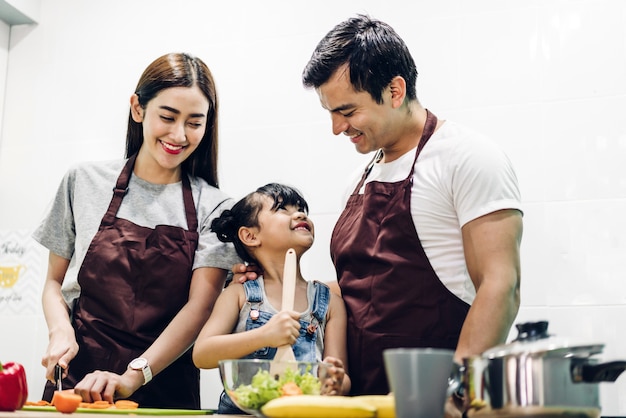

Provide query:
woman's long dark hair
left=125, top=52, right=220, bottom=187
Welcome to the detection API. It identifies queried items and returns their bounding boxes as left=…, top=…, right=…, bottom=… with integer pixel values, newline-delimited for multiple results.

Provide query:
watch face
left=130, top=358, right=147, bottom=369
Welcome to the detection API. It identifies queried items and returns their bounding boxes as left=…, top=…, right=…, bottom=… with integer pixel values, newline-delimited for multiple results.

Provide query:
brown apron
left=330, top=110, right=470, bottom=395
left=43, top=154, right=201, bottom=409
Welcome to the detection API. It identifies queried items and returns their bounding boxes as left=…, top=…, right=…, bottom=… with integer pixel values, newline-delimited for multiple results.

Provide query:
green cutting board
left=22, top=406, right=213, bottom=415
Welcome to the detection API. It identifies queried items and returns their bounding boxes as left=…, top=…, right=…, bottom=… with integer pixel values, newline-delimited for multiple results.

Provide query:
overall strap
left=311, top=281, right=330, bottom=323
left=243, top=280, right=263, bottom=303
left=244, top=279, right=264, bottom=322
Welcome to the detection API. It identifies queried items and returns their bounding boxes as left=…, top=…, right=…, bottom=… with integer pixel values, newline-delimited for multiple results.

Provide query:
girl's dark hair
left=302, top=14, right=418, bottom=104
left=125, top=52, right=220, bottom=187
left=211, top=183, right=309, bottom=263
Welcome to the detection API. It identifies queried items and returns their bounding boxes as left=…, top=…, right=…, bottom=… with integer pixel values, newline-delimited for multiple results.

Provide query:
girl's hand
left=263, top=311, right=300, bottom=347
left=320, top=356, right=346, bottom=396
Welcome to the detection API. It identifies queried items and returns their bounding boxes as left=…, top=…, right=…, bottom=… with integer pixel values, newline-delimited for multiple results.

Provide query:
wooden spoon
left=270, top=248, right=297, bottom=375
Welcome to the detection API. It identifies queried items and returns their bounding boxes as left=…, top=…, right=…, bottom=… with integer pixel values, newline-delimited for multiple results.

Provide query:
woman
left=34, top=52, right=239, bottom=409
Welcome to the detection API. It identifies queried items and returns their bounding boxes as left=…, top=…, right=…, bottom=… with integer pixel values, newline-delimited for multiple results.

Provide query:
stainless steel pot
left=459, top=321, right=626, bottom=417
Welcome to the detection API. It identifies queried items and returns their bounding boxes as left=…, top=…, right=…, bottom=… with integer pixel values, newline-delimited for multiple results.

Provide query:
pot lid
left=481, top=321, right=605, bottom=359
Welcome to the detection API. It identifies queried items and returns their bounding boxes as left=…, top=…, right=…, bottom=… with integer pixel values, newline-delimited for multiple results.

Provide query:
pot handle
left=447, top=362, right=464, bottom=398
left=572, top=360, right=626, bottom=383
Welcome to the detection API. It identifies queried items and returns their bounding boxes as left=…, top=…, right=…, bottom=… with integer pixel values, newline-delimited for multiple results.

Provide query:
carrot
left=114, top=400, right=139, bottom=409
left=280, top=381, right=303, bottom=397
left=24, top=400, right=51, bottom=406
left=52, top=392, right=82, bottom=414
left=228, top=390, right=238, bottom=402
left=87, top=400, right=112, bottom=409
left=50, top=390, right=77, bottom=406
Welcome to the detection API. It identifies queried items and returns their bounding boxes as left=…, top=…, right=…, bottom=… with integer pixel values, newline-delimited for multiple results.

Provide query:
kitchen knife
left=55, top=364, right=62, bottom=392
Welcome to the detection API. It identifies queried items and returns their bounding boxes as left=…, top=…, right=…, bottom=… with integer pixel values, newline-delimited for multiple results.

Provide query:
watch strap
left=129, top=357, right=152, bottom=385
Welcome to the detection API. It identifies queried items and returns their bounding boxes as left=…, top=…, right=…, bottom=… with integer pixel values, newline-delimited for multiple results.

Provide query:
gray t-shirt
left=33, top=158, right=241, bottom=307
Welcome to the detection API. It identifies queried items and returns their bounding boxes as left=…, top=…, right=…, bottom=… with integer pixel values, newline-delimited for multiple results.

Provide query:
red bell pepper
left=0, top=361, right=28, bottom=411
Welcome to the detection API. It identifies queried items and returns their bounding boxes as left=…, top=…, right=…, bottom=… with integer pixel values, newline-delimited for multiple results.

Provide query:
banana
left=261, top=395, right=376, bottom=418
left=355, top=395, right=396, bottom=418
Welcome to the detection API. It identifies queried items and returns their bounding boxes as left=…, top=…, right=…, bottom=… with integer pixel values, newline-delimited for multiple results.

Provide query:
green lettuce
left=230, top=365, right=321, bottom=410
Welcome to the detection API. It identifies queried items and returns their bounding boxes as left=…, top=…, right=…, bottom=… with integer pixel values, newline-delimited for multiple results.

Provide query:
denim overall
left=218, top=279, right=330, bottom=414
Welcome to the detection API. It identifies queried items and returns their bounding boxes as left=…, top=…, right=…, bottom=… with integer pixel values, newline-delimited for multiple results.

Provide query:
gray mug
left=384, top=347, right=454, bottom=418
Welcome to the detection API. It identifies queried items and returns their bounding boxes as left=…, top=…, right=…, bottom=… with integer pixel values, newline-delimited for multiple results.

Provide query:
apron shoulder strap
left=350, top=150, right=383, bottom=196
left=101, top=155, right=136, bottom=225
left=181, top=173, right=198, bottom=232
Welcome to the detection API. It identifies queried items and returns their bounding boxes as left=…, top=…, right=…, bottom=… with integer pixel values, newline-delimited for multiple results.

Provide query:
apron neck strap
left=408, top=109, right=438, bottom=177
left=181, top=173, right=198, bottom=231
left=102, top=154, right=198, bottom=232
left=355, top=109, right=439, bottom=193
left=102, top=154, right=137, bottom=224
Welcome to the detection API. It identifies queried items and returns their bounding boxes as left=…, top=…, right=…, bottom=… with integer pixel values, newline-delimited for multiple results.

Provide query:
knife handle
left=55, top=364, right=63, bottom=392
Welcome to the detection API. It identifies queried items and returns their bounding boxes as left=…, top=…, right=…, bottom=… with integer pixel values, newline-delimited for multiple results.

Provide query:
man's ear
left=239, top=226, right=260, bottom=247
left=388, top=76, right=407, bottom=108
left=130, top=94, right=144, bottom=123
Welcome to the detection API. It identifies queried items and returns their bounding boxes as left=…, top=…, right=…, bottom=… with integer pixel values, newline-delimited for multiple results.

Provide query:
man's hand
left=444, top=395, right=464, bottom=418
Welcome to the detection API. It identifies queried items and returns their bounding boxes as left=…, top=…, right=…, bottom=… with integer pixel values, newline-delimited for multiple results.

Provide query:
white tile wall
left=1, top=0, right=625, bottom=415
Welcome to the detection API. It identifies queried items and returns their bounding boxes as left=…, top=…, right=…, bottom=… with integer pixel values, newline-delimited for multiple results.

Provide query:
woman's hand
left=73, top=369, right=142, bottom=403
left=320, top=356, right=346, bottom=396
left=41, top=330, right=79, bottom=383
left=231, top=263, right=263, bottom=284
left=41, top=252, right=77, bottom=383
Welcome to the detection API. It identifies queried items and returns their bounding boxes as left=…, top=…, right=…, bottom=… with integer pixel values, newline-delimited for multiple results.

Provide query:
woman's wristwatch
left=128, top=357, right=152, bottom=385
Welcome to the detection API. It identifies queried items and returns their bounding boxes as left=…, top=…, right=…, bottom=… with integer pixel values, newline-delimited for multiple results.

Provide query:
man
left=238, top=14, right=522, bottom=417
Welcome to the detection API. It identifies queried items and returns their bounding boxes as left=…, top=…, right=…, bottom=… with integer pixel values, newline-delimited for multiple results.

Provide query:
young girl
left=192, top=183, right=351, bottom=414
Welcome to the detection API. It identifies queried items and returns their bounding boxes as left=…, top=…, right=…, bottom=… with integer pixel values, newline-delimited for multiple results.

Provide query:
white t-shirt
left=33, top=158, right=241, bottom=307
left=346, top=120, right=522, bottom=305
